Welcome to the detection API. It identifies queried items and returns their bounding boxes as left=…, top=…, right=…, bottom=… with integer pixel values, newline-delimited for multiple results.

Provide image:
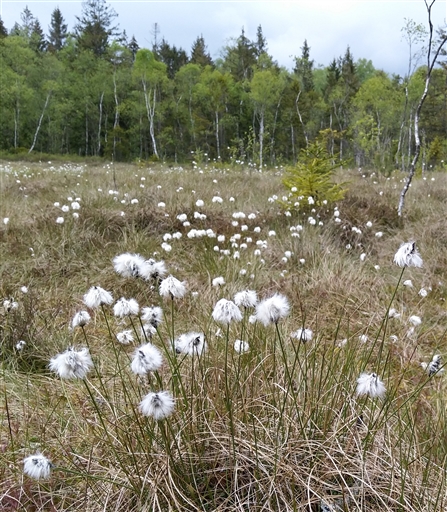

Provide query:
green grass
left=1, top=160, right=447, bottom=510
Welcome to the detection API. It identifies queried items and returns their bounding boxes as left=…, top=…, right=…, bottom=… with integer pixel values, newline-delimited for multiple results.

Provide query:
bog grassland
left=1, top=160, right=447, bottom=511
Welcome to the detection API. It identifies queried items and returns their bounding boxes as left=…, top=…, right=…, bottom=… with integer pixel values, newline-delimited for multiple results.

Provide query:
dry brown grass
left=1, top=161, right=447, bottom=510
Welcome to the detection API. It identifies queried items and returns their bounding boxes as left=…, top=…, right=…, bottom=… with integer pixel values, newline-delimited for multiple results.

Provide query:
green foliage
left=0, top=6, right=446, bottom=166
left=282, top=140, right=347, bottom=207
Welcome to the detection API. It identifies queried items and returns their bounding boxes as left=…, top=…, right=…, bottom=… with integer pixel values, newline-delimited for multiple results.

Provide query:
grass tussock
left=1, top=160, right=447, bottom=511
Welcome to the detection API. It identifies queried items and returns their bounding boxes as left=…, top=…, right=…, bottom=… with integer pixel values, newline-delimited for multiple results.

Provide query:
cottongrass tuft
left=291, top=328, right=313, bottom=343
left=15, top=340, right=26, bottom=351
left=388, top=308, right=401, bottom=319
left=141, top=306, right=163, bottom=328
left=234, top=289, right=258, bottom=309
left=113, top=297, right=139, bottom=317
left=49, top=347, right=93, bottom=379
left=393, top=241, right=423, bottom=268
left=419, top=288, right=428, bottom=298
left=131, top=343, right=163, bottom=375
left=159, top=275, right=187, bottom=299
left=23, top=453, right=53, bottom=480
left=139, top=391, right=175, bottom=420
left=175, top=332, right=207, bottom=356
left=3, top=298, right=18, bottom=312
left=408, top=315, right=422, bottom=327
left=356, top=372, right=386, bottom=399
left=116, top=330, right=134, bottom=345
left=212, top=276, right=225, bottom=287
left=139, top=258, right=168, bottom=281
left=83, top=286, right=113, bottom=309
left=255, top=293, right=290, bottom=326
left=212, top=298, right=243, bottom=324
left=421, top=354, right=444, bottom=377
left=112, top=253, right=146, bottom=278
left=71, top=310, right=91, bottom=329
left=141, top=323, right=157, bottom=340
left=234, top=339, right=250, bottom=353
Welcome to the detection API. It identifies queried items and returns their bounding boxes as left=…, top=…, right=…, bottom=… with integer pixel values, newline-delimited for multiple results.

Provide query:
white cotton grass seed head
left=403, top=279, right=413, bottom=288
left=16, top=340, right=26, bottom=351
left=139, top=391, right=175, bottom=420
left=212, top=298, right=243, bottom=324
left=234, top=339, right=250, bottom=354
left=234, top=289, right=258, bottom=309
left=141, top=323, right=156, bottom=340
left=409, top=315, right=422, bottom=326
left=141, top=306, right=163, bottom=328
left=393, top=241, right=423, bottom=268
left=419, top=288, right=428, bottom=297
left=388, top=308, right=401, bottom=319
left=212, top=276, right=225, bottom=287
left=23, top=453, right=53, bottom=480
left=175, top=332, right=207, bottom=356
left=139, top=259, right=167, bottom=281
left=159, top=275, right=186, bottom=299
left=356, top=372, right=386, bottom=399
left=291, top=328, right=313, bottom=343
left=113, top=253, right=146, bottom=278
left=421, top=354, right=444, bottom=377
left=83, top=286, right=113, bottom=309
left=116, top=330, right=134, bottom=345
left=49, top=347, right=93, bottom=379
left=71, top=310, right=91, bottom=329
left=3, top=299, right=18, bottom=312
left=113, top=297, right=139, bottom=317
left=131, top=343, right=163, bottom=375
left=255, top=293, right=290, bottom=326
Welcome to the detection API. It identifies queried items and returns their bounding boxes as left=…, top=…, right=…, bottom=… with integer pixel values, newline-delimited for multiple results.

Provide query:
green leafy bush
left=282, top=141, right=347, bottom=208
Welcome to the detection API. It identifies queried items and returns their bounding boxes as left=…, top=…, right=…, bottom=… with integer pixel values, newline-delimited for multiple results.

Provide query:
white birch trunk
left=29, top=91, right=52, bottom=153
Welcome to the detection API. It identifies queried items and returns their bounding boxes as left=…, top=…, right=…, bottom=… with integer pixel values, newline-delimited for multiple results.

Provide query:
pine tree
left=48, top=7, right=68, bottom=52
left=190, top=35, right=213, bottom=67
left=0, top=16, right=8, bottom=38
left=75, top=0, right=119, bottom=57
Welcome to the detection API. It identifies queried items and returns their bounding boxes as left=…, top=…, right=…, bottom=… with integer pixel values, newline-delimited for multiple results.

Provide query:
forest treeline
left=1, top=0, right=447, bottom=169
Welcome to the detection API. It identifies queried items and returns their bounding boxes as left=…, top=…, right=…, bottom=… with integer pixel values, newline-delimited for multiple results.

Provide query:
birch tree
left=398, top=0, right=447, bottom=216
left=133, top=49, right=167, bottom=159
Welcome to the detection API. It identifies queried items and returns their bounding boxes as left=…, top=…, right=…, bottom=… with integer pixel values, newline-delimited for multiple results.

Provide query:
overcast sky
left=1, top=0, right=446, bottom=76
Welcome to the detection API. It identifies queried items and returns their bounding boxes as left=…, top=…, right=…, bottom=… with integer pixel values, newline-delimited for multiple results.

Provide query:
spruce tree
left=254, top=24, right=267, bottom=57
left=0, top=16, right=8, bottom=38
left=48, top=7, right=68, bottom=52
left=30, top=19, right=46, bottom=52
left=294, top=40, right=314, bottom=92
left=128, top=35, right=139, bottom=61
left=340, top=46, right=359, bottom=95
left=190, top=35, right=213, bottom=67
left=20, top=6, right=35, bottom=39
left=223, top=27, right=256, bottom=81
left=157, top=38, right=188, bottom=79
left=75, top=0, right=118, bottom=57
